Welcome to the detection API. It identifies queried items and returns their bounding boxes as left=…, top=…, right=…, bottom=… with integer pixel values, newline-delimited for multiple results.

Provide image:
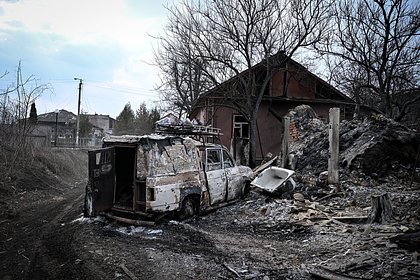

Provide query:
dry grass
left=0, top=144, right=88, bottom=195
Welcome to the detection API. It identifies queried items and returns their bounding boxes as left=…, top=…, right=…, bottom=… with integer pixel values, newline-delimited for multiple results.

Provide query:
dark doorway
left=114, top=146, right=136, bottom=208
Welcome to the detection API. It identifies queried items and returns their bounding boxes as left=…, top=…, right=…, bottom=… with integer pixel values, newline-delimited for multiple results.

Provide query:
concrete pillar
left=281, top=116, right=290, bottom=168
left=328, top=108, right=340, bottom=184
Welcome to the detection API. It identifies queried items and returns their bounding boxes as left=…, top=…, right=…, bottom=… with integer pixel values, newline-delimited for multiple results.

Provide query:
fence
left=27, top=135, right=103, bottom=148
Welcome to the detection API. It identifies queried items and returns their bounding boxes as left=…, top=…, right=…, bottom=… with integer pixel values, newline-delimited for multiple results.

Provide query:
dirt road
left=1, top=179, right=301, bottom=279
left=1, top=148, right=419, bottom=280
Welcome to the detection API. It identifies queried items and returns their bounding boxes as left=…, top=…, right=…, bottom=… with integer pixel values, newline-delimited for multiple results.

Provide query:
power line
left=86, top=82, right=158, bottom=97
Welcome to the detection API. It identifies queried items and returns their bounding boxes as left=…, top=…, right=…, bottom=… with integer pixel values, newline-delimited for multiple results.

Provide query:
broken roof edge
left=155, top=124, right=223, bottom=137
left=104, top=134, right=179, bottom=143
left=103, top=133, right=206, bottom=146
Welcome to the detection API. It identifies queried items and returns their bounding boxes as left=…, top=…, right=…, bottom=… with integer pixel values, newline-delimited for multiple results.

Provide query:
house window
left=233, top=115, right=249, bottom=139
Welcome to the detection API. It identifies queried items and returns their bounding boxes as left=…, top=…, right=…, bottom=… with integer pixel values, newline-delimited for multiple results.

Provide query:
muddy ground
left=1, top=147, right=419, bottom=280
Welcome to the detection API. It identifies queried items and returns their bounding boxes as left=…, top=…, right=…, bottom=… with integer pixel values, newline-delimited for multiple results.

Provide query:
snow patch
left=115, top=226, right=146, bottom=235
left=72, top=214, right=105, bottom=224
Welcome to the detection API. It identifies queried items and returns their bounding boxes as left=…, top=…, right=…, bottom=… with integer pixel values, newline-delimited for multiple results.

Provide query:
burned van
left=84, top=134, right=253, bottom=220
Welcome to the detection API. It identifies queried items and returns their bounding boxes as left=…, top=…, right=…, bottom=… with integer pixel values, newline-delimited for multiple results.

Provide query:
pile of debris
left=288, top=106, right=420, bottom=179
left=198, top=180, right=420, bottom=279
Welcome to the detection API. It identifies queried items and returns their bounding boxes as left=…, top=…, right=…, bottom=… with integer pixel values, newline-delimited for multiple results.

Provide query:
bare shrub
left=0, top=62, right=49, bottom=190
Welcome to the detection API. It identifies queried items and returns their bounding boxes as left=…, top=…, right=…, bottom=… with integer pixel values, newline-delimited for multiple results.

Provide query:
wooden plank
left=104, top=213, right=155, bottom=227
left=252, top=156, right=278, bottom=176
left=310, top=266, right=368, bottom=280
left=281, top=116, right=290, bottom=168
left=328, top=108, right=340, bottom=184
left=120, top=263, right=138, bottom=280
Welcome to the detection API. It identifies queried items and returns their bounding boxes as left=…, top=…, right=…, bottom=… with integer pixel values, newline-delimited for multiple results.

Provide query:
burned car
left=84, top=134, right=253, bottom=220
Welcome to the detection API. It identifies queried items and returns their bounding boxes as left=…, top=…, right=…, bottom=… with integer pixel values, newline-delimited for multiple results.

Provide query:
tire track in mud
left=26, top=187, right=116, bottom=280
left=25, top=190, right=85, bottom=279
left=0, top=183, right=110, bottom=280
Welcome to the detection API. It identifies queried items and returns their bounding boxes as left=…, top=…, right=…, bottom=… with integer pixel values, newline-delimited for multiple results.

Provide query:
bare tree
left=156, top=0, right=331, bottom=166
left=154, top=2, right=214, bottom=119
left=314, top=0, right=420, bottom=120
left=1, top=61, right=48, bottom=145
left=0, top=61, right=49, bottom=177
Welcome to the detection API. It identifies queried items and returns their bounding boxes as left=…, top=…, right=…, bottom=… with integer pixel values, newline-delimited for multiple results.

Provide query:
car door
left=85, top=147, right=115, bottom=216
left=205, top=148, right=227, bottom=205
left=223, top=150, right=244, bottom=200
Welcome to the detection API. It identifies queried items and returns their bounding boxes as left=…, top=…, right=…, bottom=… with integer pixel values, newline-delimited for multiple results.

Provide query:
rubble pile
left=287, top=105, right=328, bottom=173
left=194, top=183, right=420, bottom=279
left=341, top=115, right=420, bottom=177
left=216, top=106, right=420, bottom=278
left=284, top=106, right=420, bottom=222
left=289, top=109, right=420, bottom=178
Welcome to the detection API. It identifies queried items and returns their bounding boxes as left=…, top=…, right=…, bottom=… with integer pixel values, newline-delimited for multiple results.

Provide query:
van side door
left=205, top=148, right=227, bottom=205
left=222, top=150, right=244, bottom=200
left=85, top=147, right=115, bottom=216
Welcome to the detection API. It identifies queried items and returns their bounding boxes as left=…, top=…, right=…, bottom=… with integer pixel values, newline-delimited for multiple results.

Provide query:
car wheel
left=84, top=184, right=94, bottom=217
left=179, top=196, right=197, bottom=219
left=242, top=181, right=251, bottom=197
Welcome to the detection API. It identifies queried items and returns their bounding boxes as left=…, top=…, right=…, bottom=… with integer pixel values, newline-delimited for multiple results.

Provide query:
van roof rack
left=155, top=124, right=222, bottom=145
left=155, top=123, right=222, bottom=136
left=154, top=114, right=222, bottom=144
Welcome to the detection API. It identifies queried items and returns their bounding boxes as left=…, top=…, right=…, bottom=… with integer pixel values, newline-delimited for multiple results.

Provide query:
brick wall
left=289, top=121, right=299, bottom=143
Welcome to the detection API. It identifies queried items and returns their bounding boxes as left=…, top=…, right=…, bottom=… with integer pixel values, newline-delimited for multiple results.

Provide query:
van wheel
left=84, top=185, right=93, bottom=217
left=179, top=196, right=197, bottom=219
left=242, top=181, right=251, bottom=197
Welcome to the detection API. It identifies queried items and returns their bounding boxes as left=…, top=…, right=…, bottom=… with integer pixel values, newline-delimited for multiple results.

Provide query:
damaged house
left=190, top=56, right=374, bottom=163
left=34, top=109, right=77, bottom=146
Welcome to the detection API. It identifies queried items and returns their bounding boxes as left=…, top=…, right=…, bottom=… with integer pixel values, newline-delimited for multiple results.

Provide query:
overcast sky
left=0, top=0, right=176, bottom=118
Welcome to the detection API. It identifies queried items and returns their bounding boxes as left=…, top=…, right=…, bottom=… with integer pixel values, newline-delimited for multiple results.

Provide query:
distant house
left=35, top=109, right=77, bottom=146
left=84, top=113, right=116, bottom=136
left=33, top=110, right=115, bottom=147
left=190, top=56, right=372, bottom=163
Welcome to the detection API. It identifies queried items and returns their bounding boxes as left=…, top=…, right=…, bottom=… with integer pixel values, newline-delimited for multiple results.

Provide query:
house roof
left=37, top=109, right=77, bottom=124
left=190, top=53, right=355, bottom=116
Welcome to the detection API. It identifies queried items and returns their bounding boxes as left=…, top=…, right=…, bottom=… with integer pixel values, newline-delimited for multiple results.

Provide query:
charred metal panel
left=180, top=185, right=202, bottom=200
left=136, top=148, right=148, bottom=179
left=145, top=172, right=202, bottom=212
left=205, top=147, right=227, bottom=205
left=86, top=147, right=115, bottom=216
left=221, top=150, right=245, bottom=200
left=152, top=139, right=199, bottom=176
left=134, top=137, right=205, bottom=212
left=226, top=166, right=244, bottom=200
left=136, top=137, right=200, bottom=178
left=206, top=168, right=226, bottom=205
left=147, top=183, right=180, bottom=212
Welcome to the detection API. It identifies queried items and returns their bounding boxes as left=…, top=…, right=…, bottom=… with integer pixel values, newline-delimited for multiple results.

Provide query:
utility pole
left=74, top=78, right=83, bottom=146
left=55, top=109, right=59, bottom=147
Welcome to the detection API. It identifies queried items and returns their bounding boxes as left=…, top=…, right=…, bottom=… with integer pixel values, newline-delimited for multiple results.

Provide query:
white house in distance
left=84, top=113, right=116, bottom=136
left=32, top=110, right=115, bottom=147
